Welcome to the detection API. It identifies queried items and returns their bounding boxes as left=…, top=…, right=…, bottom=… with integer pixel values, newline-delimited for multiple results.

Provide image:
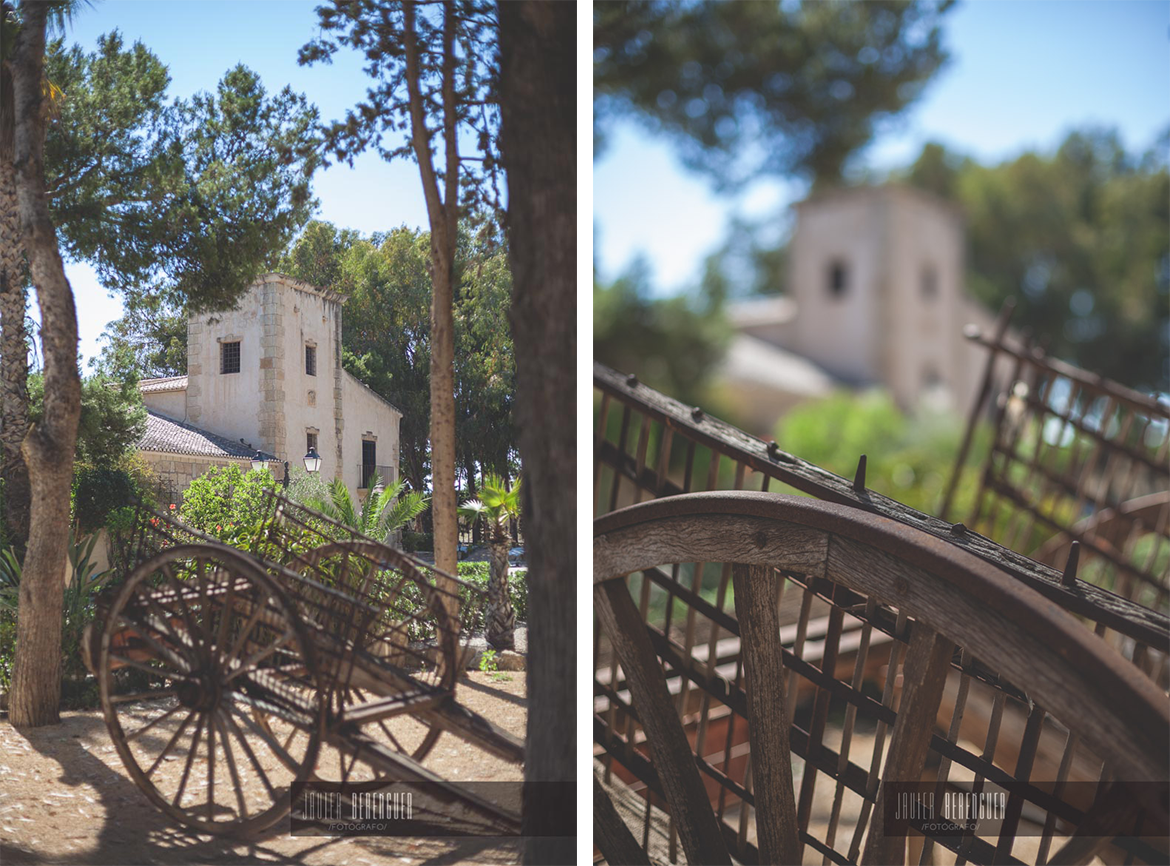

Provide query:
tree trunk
left=8, top=3, right=82, bottom=728
left=0, top=155, right=31, bottom=556
left=429, top=249, right=457, bottom=586
left=499, top=2, right=577, bottom=861
left=466, top=459, right=482, bottom=545
left=485, top=530, right=514, bottom=651
left=402, top=0, right=460, bottom=620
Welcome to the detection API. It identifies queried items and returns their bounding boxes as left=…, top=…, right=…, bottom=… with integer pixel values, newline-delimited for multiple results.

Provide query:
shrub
left=179, top=464, right=275, bottom=547
left=402, top=530, right=433, bottom=552
left=0, top=532, right=110, bottom=705
left=73, top=467, right=140, bottom=533
left=393, top=563, right=528, bottom=643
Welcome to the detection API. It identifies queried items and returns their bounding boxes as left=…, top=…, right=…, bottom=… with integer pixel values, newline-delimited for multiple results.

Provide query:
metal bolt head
left=626, top=373, right=638, bottom=387
left=950, top=522, right=967, bottom=538
left=691, top=406, right=704, bottom=422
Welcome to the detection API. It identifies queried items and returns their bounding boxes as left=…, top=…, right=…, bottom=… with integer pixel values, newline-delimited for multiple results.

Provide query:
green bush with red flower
left=178, top=464, right=276, bottom=547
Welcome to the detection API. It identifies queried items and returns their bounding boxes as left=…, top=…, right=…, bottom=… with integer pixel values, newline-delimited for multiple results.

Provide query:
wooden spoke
left=595, top=578, right=732, bottom=866
left=205, top=713, right=216, bottom=821
left=161, top=562, right=207, bottom=664
left=100, top=544, right=322, bottom=836
left=172, top=713, right=205, bottom=808
left=114, top=615, right=190, bottom=674
left=215, top=577, right=236, bottom=666
left=219, top=707, right=277, bottom=802
left=125, top=701, right=183, bottom=742
left=226, top=596, right=267, bottom=663
left=732, top=563, right=800, bottom=866
left=229, top=702, right=303, bottom=772
left=224, top=630, right=295, bottom=682
left=213, top=711, right=248, bottom=820
left=111, top=687, right=177, bottom=706
left=144, top=709, right=196, bottom=776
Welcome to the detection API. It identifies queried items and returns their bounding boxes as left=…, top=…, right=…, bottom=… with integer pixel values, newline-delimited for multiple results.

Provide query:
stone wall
left=138, top=452, right=260, bottom=504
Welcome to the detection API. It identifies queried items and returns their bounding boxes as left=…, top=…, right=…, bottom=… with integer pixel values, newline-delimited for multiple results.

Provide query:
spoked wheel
left=98, top=544, right=324, bottom=836
left=255, top=539, right=458, bottom=783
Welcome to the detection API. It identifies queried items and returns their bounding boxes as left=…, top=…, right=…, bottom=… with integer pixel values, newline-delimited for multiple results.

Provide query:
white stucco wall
left=185, top=289, right=267, bottom=450
left=786, top=191, right=884, bottom=385
left=173, top=274, right=401, bottom=501
left=341, top=371, right=403, bottom=499
left=141, top=389, right=186, bottom=420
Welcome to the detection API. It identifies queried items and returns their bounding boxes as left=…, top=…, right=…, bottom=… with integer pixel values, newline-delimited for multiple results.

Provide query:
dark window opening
left=306, top=431, right=318, bottom=454
left=361, top=440, right=377, bottom=489
left=221, top=341, right=240, bottom=374
left=921, top=265, right=938, bottom=299
left=305, top=344, right=317, bottom=376
left=828, top=260, right=849, bottom=298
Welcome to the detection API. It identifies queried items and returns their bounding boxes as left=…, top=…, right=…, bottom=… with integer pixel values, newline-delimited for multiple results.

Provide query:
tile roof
left=139, top=376, right=188, bottom=394
left=138, top=410, right=276, bottom=461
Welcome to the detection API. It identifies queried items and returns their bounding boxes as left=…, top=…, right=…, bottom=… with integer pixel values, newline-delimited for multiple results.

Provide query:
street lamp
left=303, top=446, right=322, bottom=473
left=250, top=450, right=266, bottom=473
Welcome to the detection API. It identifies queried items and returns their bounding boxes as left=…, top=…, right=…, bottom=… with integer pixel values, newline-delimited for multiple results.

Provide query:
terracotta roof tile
left=138, top=376, right=188, bottom=394
left=138, top=410, right=275, bottom=461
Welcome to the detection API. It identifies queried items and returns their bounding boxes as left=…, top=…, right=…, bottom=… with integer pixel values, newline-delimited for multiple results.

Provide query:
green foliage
left=46, top=33, right=320, bottom=314
left=401, top=530, right=433, bottom=553
left=0, top=530, right=111, bottom=701
left=178, top=465, right=275, bottom=546
left=361, top=563, right=526, bottom=644
left=899, top=128, right=1170, bottom=391
left=478, top=649, right=498, bottom=673
left=72, top=466, right=139, bottom=533
left=28, top=370, right=147, bottom=467
left=301, top=472, right=429, bottom=544
left=594, top=260, right=731, bottom=407
left=458, top=472, right=520, bottom=544
left=95, top=295, right=187, bottom=379
left=775, top=390, right=986, bottom=516
left=594, top=0, right=954, bottom=186
left=299, top=0, right=500, bottom=214
left=454, top=563, right=527, bottom=633
left=280, top=219, right=518, bottom=491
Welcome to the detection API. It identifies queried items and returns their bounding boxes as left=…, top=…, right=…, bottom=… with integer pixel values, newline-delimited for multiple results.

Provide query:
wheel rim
left=98, top=544, right=323, bottom=835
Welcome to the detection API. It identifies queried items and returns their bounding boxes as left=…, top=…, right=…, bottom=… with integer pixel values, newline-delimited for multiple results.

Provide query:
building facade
left=717, top=185, right=1002, bottom=434
left=135, top=273, right=402, bottom=501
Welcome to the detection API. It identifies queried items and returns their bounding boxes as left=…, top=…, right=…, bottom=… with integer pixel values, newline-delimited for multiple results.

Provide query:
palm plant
left=458, top=473, right=521, bottom=651
left=303, top=471, right=429, bottom=544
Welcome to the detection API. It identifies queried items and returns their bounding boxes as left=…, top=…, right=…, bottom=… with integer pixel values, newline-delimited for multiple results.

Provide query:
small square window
left=221, top=341, right=240, bottom=374
left=305, top=344, right=317, bottom=377
left=306, top=431, right=318, bottom=454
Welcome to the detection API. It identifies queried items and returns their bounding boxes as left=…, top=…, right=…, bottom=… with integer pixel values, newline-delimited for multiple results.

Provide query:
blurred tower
left=776, top=184, right=994, bottom=412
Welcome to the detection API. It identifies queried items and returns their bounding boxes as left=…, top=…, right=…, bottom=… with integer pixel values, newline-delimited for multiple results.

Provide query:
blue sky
left=55, top=0, right=434, bottom=364
left=594, top=0, right=1170, bottom=294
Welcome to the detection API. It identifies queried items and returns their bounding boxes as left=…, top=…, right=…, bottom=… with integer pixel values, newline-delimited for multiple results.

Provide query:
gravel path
left=0, top=672, right=526, bottom=866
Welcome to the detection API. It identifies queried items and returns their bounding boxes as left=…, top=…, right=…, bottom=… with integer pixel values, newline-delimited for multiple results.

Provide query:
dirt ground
left=0, top=672, right=526, bottom=866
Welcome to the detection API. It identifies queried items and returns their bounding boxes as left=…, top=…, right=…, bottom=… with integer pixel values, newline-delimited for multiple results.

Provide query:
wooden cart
left=84, top=490, right=523, bottom=837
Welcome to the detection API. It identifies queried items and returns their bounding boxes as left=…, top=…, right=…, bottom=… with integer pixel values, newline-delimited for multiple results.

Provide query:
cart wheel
left=256, top=540, right=457, bottom=781
left=98, top=544, right=324, bottom=836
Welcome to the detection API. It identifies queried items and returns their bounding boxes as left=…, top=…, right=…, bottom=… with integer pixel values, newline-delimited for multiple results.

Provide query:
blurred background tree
left=774, top=390, right=986, bottom=516
left=595, top=0, right=954, bottom=188
left=897, top=128, right=1169, bottom=392
left=593, top=258, right=730, bottom=408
